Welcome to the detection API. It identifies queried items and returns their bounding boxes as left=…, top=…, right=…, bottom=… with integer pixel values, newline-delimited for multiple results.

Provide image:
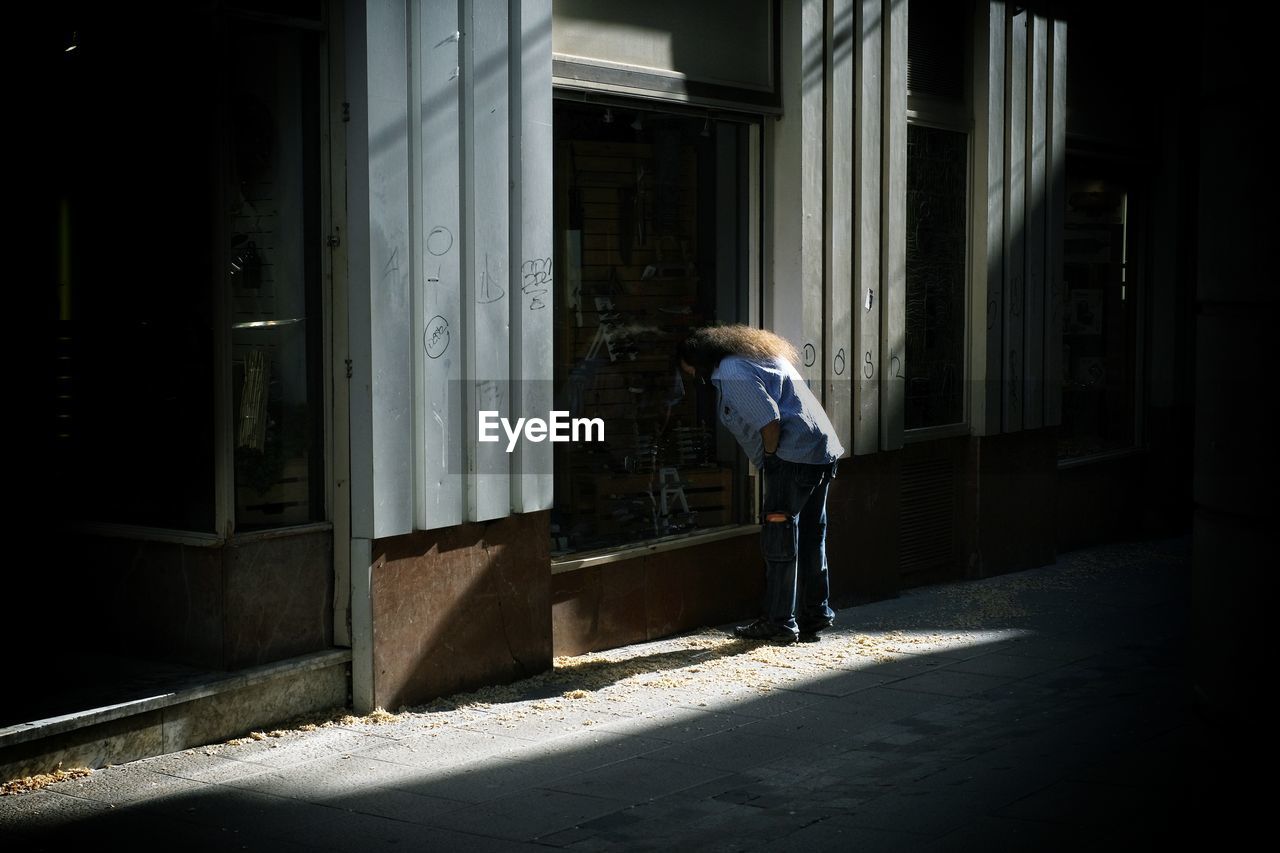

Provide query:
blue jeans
left=759, top=456, right=838, bottom=633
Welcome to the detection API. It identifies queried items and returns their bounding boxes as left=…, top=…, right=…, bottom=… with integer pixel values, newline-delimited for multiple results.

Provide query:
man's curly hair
left=676, top=324, right=799, bottom=378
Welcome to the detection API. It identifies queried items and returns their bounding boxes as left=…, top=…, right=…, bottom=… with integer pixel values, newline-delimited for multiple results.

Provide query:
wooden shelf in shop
left=572, top=466, right=734, bottom=534
left=237, top=459, right=310, bottom=526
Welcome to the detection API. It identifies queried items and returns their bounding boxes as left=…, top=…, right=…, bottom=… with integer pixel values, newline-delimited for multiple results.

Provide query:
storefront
left=24, top=3, right=343, bottom=664
left=352, top=0, right=1085, bottom=712
left=11, top=0, right=1198, bottom=778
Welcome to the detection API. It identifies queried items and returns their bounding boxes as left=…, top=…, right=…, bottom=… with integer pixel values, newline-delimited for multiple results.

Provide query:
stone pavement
left=0, top=536, right=1244, bottom=850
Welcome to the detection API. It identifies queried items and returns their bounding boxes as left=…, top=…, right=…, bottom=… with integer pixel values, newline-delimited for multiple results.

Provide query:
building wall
left=974, top=430, right=1058, bottom=577
left=1056, top=454, right=1144, bottom=553
left=344, top=1, right=1199, bottom=713
left=827, top=451, right=902, bottom=602
left=1052, top=2, right=1196, bottom=552
left=551, top=533, right=763, bottom=658
left=1190, top=14, right=1268, bottom=720
left=370, top=510, right=552, bottom=709
left=67, top=530, right=334, bottom=671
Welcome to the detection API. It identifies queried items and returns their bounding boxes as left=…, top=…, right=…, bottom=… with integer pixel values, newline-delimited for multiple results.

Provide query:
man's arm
left=760, top=419, right=780, bottom=455
left=717, top=358, right=782, bottom=457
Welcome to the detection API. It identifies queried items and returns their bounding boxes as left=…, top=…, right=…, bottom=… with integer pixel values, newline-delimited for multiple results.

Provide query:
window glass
left=228, top=23, right=326, bottom=530
left=43, top=8, right=219, bottom=531
left=551, top=102, right=753, bottom=555
left=905, top=124, right=968, bottom=430
left=1058, top=175, right=1136, bottom=458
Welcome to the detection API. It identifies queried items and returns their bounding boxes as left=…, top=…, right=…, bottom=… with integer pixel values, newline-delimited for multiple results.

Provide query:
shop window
left=43, top=7, right=219, bottom=531
left=905, top=0, right=970, bottom=432
left=227, top=23, right=326, bottom=530
left=41, top=9, right=325, bottom=534
left=1058, top=175, right=1136, bottom=459
left=905, top=124, right=969, bottom=430
left=551, top=102, right=753, bottom=555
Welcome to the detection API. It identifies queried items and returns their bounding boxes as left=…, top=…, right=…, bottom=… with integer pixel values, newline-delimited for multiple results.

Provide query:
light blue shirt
left=710, top=355, right=844, bottom=468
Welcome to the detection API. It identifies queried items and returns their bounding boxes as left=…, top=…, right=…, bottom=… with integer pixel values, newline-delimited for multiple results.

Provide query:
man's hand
left=760, top=419, right=781, bottom=455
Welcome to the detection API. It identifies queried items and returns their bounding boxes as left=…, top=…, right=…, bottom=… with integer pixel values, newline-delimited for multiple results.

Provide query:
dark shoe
left=733, top=618, right=798, bottom=645
left=797, top=617, right=835, bottom=640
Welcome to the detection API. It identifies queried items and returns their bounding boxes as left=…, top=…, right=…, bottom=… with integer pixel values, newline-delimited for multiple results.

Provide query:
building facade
left=8, top=0, right=1211, bottom=776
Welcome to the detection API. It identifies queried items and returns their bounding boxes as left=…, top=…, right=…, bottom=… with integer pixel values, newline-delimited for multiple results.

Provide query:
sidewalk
left=1, top=536, right=1224, bottom=850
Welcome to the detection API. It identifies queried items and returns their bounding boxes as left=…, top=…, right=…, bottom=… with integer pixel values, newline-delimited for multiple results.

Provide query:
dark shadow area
left=7, top=537, right=1255, bottom=851
left=10, top=1, right=335, bottom=734
left=2, top=656, right=220, bottom=730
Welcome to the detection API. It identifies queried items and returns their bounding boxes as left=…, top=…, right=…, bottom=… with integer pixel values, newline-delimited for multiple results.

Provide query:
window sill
left=551, top=524, right=761, bottom=575
left=68, top=521, right=333, bottom=548
left=904, top=422, right=970, bottom=443
left=1057, top=446, right=1145, bottom=470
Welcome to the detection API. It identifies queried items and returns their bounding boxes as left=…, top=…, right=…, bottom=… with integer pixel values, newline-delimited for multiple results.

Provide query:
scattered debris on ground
left=2, top=766, right=92, bottom=797
left=222, top=705, right=396, bottom=746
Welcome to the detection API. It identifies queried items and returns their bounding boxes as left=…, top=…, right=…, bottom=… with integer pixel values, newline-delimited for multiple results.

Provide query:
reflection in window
left=551, top=103, right=752, bottom=555
left=1058, top=177, right=1135, bottom=459
left=905, top=124, right=968, bottom=430
left=228, top=24, right=324, bottom=530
